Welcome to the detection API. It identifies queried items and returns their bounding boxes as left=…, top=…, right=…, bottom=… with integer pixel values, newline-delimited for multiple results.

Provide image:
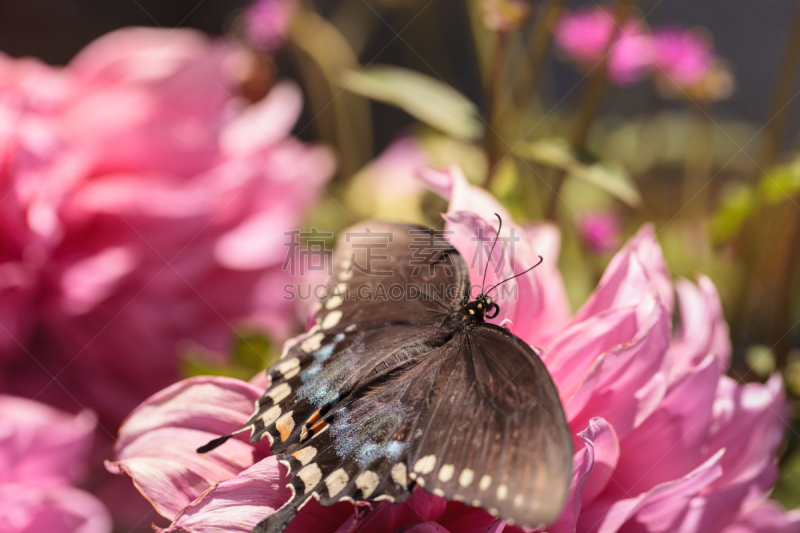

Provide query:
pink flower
left=0, top=27, right=335, bottom=426
left=107, top=167, right=799, bottom=532
left=553, top=7, right=652, bottom=86
left=0, top=394, right=111, bottom=532
left=244, top=0, right=299, bottom=51
left=576, top=212, right=621, bottom=253
left=650, top=28, right=714, bottom=89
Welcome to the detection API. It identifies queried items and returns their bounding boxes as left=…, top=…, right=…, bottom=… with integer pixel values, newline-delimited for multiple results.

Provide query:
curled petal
left=720, top=499, right=800, bottom=533
left=579, top=450, right=724, bottom=533
left=158, top=456, right=292, bottom=533
left=608, top=355, right=720, bottom=497
left=543, top=306, right=638, bottom=403
left=672, top=275, right=731, bottom=375
left=107, top=377, right=266, bottom=520
left=548, top=418, right=619, bottom=533
left=568, top=302, right=671, bottom=438
left=573, top=225, right=672, bottom=325
left=706, top=374, right=787, bottom=490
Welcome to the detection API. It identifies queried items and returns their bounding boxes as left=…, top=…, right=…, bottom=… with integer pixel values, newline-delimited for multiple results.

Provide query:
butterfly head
left=464, top=293, right=500, bottom=320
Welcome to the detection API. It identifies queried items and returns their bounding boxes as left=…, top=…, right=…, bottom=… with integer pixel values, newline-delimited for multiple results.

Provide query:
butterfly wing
left=403, top=323, right=572, bottom=528
left=313, top=220, right=469, bottom=332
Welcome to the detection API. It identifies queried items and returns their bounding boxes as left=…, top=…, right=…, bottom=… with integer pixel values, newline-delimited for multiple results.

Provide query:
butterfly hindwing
left=403, top=324, right=572, bottom=528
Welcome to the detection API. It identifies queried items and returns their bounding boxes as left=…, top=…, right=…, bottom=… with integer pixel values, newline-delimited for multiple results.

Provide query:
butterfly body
left=200, top=221, right=572, bottom=533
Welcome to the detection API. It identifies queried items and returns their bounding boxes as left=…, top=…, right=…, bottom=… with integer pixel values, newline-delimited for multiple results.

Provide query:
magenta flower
left=244, top=0, right=299, bottom=51
left=0, top=394, right=111, bottom=532
left=0, top=27, right=335, bottom=425
left=576, top=212, right=621, bottom=254
left=650, top=28, right=714, bottom=89
left=107, top=167, right=799, bottom=532
left=553, top=7, right=652, bottom=86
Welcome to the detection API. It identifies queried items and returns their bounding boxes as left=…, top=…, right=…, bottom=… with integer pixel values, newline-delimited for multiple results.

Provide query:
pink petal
left=548, top=418, right=619, bottom=533
left=721, top=499, right=800, bottom=533
left=573, top=225, right=672, bottom=325
left=59, top=246, right=137, bottom=315
left=606, top=355, right=720, bottom=497
left=671, top=275, right=731, bottom=375
left=568, top=302, right=671, bottom=439
left=337, top=488, right=448, bottom=533
left=397, top=522, right=451, bottom=533
left=705, top=374, right=787, bottom=490
left=0, top=395, right=96, bottom=486
left=579, top=449, right=724, bottom=533
left=438, top=503, right=501, bottom=533
left=159, top=456, right=291, bottom=533
left=220, top=81, right=303, bottom=156
left=0, top=483, right=111, bottom=533
left=543, top=305, right=639, bottom=404
left=107, top=376, right=266, bottom=520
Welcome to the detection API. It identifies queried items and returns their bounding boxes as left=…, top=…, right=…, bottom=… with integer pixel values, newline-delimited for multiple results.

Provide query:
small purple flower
left=650, top=28, right=714, bottom=88
left=244, top=0, right=299, bottom=51
left=577, top=211, right=622, bottom=254
left=553, top=7, right=652, bottom=86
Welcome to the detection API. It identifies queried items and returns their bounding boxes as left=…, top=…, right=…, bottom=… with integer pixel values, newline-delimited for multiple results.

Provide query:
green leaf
left=709, top=184, right=756, bottom=244
left=520, top=139, right=642, bottom=207
left=340, top=66, right=483, bottom=140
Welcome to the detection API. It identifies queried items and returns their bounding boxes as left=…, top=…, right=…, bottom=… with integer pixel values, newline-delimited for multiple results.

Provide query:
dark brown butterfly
left=199, top=217, right=572, bottom=532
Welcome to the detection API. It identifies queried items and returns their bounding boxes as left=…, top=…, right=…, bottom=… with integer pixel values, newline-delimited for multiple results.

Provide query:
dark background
left=3, top=0, right=799, bottom=140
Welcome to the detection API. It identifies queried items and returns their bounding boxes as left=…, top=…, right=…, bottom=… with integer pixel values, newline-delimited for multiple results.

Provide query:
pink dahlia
left=553, top=6, right=652, bottom=86
left=0, top=394, right=111, bottom=532
left=650, top=28, right=714, bottom=89
left=106, top=168, right=799, bottom=532
left=0, top=27, right=335, bottom=425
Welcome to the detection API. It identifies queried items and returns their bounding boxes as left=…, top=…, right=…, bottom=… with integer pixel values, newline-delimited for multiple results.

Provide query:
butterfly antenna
left=486, top=255, right=544, bottom=296
left=481, top=213, right=503, bottom=295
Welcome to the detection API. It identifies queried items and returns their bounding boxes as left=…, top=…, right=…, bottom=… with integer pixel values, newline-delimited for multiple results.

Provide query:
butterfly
left=199, top=216, right=572, bottom=533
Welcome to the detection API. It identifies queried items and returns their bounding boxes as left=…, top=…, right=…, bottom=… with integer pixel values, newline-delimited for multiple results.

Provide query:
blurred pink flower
left=650, top=28, right=714, bottom=89
left=0, top=394, right=111, bottom=532
left=576, top=212, right=621, bottom=253
left=107, top=167, right=799, bottom=532
left=553, top=7, right=652, bottom=86
left=244, top=0, right=299, bottom=51
left=0, top=27, right=335, bottom=426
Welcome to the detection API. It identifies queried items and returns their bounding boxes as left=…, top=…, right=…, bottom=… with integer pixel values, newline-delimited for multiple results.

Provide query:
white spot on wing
left=345, top=324, right=357, bottom=332
left=321, top=310, right=342, bottom=330
left=276, top=358, right=300, bottom=378
left=325, top=468, right=349, bottom=497
left=266, top=383, right=291, bottom=403
left=292, top=446, right=317, bottom=465
left=479, top=475, right=492, bottom=491
left=297, top=463, right=322, bottom=493
left=355, top=471, right=380, bottom=498
left=432, top=488, right=444, bottom=497
left=301, top=333, right=325, bottom=353
left=497, top=484, right=508, bottom=501
left=325, top=295, right=343, bottom=310
left=513, top=494, right=524, bottom=508
left=391, top=463, right=407, bottom=486
left=458, top=469, right=474, bottom=488
left=438, top=464, right=455, bottom=483
left=260, top=405, right=281, bottom=426
left=413, top=455, right=436, bottom=475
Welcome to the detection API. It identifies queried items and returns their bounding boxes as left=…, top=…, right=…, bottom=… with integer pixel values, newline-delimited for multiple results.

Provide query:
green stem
left=512, top=0, right=565, bottom=108
left=544, top=0, right=636, bottom=220
left=762, top=3, right=800, bottom=167
left=487, top=31, right=510, bottom=183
